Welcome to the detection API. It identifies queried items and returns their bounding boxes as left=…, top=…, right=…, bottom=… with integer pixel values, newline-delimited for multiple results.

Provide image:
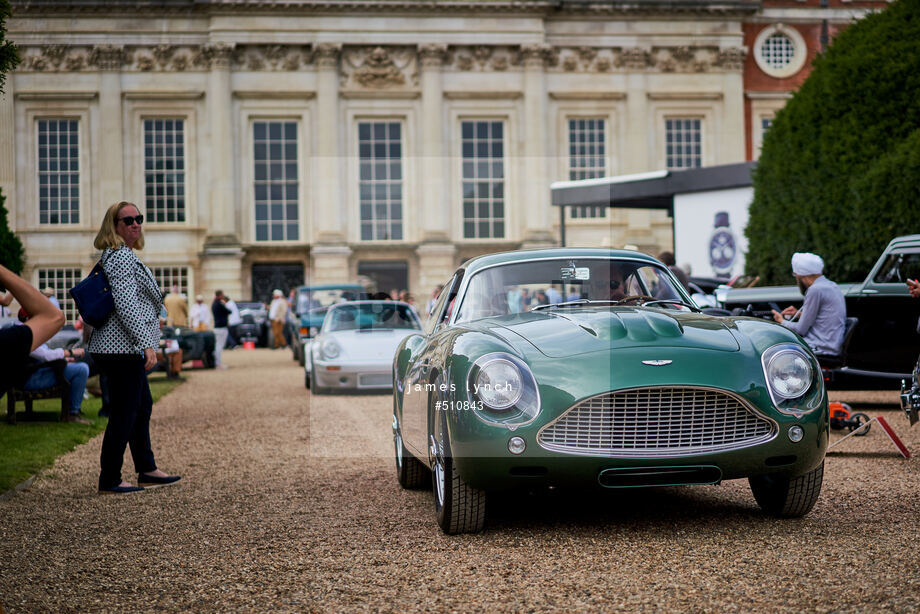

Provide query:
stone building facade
left=0, top=0, right=889, bottom=320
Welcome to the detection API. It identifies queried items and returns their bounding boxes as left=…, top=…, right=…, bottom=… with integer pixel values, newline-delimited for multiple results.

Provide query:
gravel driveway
left=1, top=349, right=919, bottom=612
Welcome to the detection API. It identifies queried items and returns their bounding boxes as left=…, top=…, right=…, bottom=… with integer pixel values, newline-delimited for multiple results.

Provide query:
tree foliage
left=1, top=0, right=22, bottom=272
left=0, top=189, right=24, bottom=274
left=0, top=0, right=19, bottom=94
left=746, top=0, right=920, bottom=284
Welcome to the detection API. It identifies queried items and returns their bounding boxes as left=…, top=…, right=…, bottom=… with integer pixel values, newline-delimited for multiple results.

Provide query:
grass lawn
left=0, top=375, right=184, bottom=494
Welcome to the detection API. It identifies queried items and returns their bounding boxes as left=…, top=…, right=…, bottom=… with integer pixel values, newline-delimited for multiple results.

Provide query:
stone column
left=622, top=48, right=651, bottom=174
left=311, top=43, right=350, bottom=284
left=313, top=43, right=344, bottom=245
left=205, top=43, right=236, bottom=241
left=201, top=43, right=243, bottom=300
left=718, top=47, right=747, bottom=163
left=416, top=244, right=457, bottom=299
left=418, top=43, right=449, bottom=243
left=520, top=44, right=554, bottom=248
left=90, top=45, right=126, bottom=213
left=0, top=74, right=15, bottom=226
left=310, top=244, right=352, bottom=285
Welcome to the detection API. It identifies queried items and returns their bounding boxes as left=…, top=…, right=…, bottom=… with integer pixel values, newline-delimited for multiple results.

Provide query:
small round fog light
left=508, top=436, right=526, bottom=455
left=788, top=425, right=804, bottom=442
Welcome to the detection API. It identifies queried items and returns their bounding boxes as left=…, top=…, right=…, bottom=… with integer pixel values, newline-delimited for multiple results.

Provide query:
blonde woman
left=89, top=201, right=181, bottom=494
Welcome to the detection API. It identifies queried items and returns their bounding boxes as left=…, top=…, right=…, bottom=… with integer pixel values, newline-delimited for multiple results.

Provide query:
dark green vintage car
left=393, top=249, right=829, bottom=534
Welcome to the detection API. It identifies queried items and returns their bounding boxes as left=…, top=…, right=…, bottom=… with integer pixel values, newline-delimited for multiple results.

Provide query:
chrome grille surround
left=537, top=386, right=777, bottom=458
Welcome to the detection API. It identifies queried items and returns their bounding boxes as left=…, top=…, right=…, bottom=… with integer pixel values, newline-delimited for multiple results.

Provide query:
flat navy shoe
left=137, top=473, right=181, bottom=487
left=99, top=485, right=145, bottom=495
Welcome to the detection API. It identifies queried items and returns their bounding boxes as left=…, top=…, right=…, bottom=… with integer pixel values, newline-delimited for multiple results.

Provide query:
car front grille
left=537, top=387, right=776, bottom=457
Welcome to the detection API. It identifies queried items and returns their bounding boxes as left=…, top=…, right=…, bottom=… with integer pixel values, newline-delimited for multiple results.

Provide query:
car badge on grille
left=641, top=360, right=673, bottom=366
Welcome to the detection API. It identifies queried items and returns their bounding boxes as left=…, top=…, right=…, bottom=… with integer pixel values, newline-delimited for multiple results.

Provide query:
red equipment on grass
left=828, top=402, right=871, bottom=435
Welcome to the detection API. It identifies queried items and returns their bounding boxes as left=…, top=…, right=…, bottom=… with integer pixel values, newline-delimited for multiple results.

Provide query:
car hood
left=476, top=308, right=740, bottom=358
left=325, top=329, right=418, bottom=360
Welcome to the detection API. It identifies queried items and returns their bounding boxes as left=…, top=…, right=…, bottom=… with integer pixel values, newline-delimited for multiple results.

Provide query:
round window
left=753, top=25, right=807, bottom=79
left=761, top=33, right=795, bottom=70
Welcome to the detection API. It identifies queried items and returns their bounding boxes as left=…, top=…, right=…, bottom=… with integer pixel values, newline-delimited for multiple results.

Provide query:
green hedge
left=746, top=0, right=920, bottom=284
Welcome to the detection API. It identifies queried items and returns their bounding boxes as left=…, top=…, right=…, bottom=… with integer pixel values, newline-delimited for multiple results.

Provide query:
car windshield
left=296, top=288, right=361, bottom=313
left=455, top=258, right=688, bottom=323
left=325, top=303, right=420, bottom=332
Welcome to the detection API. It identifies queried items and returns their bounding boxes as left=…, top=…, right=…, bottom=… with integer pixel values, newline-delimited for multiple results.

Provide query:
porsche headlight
left=321, top=340, right=341, bottom=360
left=475, top=359, right=523, bottom=410
left=467, top=352, right=540, bottom=428
left=761, top=344, right=815, bottom=410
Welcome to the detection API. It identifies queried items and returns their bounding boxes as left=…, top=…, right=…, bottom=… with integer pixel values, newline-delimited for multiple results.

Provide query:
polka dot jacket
left=87, top=246, right=163, bottom=355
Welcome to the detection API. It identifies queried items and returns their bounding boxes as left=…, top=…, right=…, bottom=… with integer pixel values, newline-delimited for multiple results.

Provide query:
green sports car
left=392, top=249, right=828, bottom=534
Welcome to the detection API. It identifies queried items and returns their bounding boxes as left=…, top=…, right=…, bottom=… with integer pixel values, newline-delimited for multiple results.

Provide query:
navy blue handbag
left=69, top=253, right=114, bottom=328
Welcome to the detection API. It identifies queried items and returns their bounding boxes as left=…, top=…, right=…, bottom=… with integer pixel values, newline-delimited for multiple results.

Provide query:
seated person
left=589, top=266, right=628, bottom=302
left=0, top=265, right=65, bottom=398
left=771, top=252, right=846, bottom=356
left=153, top=313, right=183, bottom=379
left=19, top=309, right=90, bottom=424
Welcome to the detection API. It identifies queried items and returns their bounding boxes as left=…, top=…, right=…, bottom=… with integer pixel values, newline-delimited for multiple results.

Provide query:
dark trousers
left=94, top=354, right=156, bottom=489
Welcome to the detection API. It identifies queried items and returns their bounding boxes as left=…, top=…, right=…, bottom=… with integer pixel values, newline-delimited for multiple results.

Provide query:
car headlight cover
left=475, top=358, right=524, bottom=410
left=466, top=352, right=541, bottom=428
left=322, top=339, right=341, bottom=359
left=766, top=347, right=812, bottom=400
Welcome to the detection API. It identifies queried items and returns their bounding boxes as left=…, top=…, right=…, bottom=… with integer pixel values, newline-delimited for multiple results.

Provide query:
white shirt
left=189, top=301, right=213, bottom=329
left=226, top=299, right=242, bottom=326
left=269, top=297, right=288, bottom=321
left=31, top=343, right=67, bottom=362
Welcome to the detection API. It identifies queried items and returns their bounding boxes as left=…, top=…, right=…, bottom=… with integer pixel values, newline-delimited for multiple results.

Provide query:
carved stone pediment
left=446, top=45, right=523, bottom=72
left=232, top=45, right=312, bottom=71
left=341, top=46, right=417, bottom=89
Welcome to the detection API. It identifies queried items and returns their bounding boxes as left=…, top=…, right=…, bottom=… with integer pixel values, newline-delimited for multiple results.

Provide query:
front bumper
left=313, top=360, right=393, bottom=390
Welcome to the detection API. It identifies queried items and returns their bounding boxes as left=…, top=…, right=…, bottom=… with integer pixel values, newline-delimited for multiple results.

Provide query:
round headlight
left=322, top=340, right=341, bottom=359
left=767, top=350, right=812, bottom=399
left=475, top=359, right=524, bottom=410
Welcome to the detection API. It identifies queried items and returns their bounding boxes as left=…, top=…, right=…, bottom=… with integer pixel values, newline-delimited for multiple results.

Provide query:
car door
left=402, top=273, right=460, bottom=456
left=848, top=248, right=920, bottom=375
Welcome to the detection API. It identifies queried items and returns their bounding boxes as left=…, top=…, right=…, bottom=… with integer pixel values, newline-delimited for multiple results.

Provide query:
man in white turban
left=772, top=252, right=846, bottom=356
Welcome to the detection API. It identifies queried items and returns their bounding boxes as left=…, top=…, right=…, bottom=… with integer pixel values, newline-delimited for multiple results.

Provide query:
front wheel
left=430, top=406, right=485, bottom=534
left=749, top=461, right=824, bottom=518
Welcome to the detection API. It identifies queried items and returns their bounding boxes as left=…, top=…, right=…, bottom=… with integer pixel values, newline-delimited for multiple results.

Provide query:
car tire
left=298, top=343, right=306, bottom=367
left=430, top=401, right=486, bottom=534
left=749, top=460, right=824, bottom=518
left=394, top=412, right=428, bottom=489
left=201, top=347, right=215, bottom=369
left=292, top=340, right=301, bottom=362
left=304, top=369, right=310, bottom=389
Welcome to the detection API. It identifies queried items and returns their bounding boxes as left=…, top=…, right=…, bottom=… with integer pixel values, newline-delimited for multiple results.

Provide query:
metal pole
left=560, top=206, right=566, bottom=247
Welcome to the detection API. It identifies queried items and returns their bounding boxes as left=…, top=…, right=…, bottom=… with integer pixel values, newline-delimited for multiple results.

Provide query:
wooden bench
left=5, top=359, right=71, bottom=425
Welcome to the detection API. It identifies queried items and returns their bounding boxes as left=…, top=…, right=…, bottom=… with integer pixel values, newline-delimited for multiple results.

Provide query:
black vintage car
left=718, top=234, right=920, bottom=388
left=235, top=301, right=270, bottom=347
left=161, top=326, right=216, bottom=368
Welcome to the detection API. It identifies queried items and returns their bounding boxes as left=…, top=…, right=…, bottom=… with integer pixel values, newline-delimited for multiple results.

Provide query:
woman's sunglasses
left=118, top=214, right=144, bottom=226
